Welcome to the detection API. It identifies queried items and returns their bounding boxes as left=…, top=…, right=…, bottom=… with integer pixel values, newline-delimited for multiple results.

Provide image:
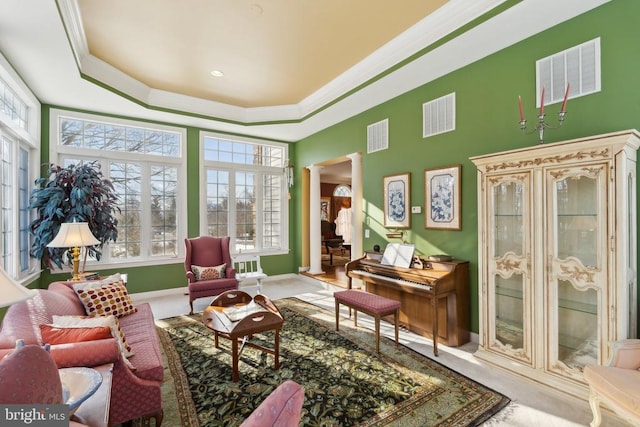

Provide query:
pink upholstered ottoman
left=334, top=290, right=401, bottom=353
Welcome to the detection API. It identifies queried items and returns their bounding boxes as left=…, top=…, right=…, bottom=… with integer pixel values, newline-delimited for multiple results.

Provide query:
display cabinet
left=471, top=130, right=639, bottom=398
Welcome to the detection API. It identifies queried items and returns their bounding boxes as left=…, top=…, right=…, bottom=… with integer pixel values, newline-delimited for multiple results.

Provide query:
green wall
left=292, top=0, right=640, bottom=333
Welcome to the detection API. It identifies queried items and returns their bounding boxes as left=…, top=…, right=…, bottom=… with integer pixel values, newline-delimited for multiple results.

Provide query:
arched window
left=333, top=185, right=351, bottom=197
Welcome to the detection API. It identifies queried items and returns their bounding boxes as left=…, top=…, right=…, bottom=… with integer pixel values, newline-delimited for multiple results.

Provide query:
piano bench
left=334, top=290, right=401, bottom=353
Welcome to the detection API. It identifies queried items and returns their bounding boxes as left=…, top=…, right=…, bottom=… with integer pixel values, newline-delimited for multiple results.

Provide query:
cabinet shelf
left=495, top=286, right=523, bottom=300
left=558, top=298, right=597, bottom=315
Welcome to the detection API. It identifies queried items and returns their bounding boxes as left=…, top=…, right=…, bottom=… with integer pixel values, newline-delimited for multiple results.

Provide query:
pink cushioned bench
left=334, top=290, right=401, bottom=353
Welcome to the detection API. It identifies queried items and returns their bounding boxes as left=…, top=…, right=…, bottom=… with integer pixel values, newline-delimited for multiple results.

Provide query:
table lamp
left=0, top=266, right=36, bottom=308
left=47, top=222, right=100, bottom=281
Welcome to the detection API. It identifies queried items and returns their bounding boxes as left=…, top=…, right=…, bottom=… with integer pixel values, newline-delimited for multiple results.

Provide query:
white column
left=348, top=152, right=363, bottom=260
left=307, top=164, right=324, bottom=275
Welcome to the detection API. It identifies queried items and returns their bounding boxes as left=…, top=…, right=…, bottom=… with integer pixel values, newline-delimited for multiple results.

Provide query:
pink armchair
left=0, top=342, right=63, bottom=404
left=184, top=236, right=239, bottom=314
left=584, top=339, right=640, bottom=427
left=240, top=380, right=305, bottom=426
left=0, top=342, right=91, bottom=427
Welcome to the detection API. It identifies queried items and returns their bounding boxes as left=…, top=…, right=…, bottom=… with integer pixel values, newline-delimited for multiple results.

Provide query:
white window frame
left=200, top=131, right=290, bottom=256
left=49, top=109, right=187, bottom=270
left=0, top=52, right=40, bottom=283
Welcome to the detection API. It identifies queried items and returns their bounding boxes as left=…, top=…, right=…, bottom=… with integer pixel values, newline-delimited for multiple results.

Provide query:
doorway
left=304, top=157, right=354, bottom=288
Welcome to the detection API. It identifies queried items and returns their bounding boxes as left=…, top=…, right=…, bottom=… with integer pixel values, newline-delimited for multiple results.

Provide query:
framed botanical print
left=425, top=164, right=461, bottom=230
left=383, top=173, right=410, bottom=228
left=320, top=197, right=331, bottom=221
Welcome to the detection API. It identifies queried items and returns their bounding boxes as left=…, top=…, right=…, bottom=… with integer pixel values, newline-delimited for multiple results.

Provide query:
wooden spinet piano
left=346, top=251, right=470, bottom=356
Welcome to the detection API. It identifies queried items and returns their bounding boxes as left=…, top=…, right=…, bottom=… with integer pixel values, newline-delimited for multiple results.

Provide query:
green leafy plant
left=29, top=161, right=120, bottom=270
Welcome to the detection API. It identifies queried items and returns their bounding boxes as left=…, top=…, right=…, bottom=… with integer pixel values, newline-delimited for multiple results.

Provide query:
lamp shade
left=0, top=266, right=36, bottom=308
left=47, top=222, right=100, bottom=248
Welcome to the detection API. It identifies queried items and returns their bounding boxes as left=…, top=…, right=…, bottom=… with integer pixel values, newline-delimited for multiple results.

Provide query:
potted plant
left=29, top=161, right=120, bottom=270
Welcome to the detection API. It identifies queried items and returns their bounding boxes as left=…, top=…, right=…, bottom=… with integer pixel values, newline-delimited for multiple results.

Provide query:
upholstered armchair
left=184, top=236, right=239, bottom=314
left=0, top=342, right=63, bottom=404
left=0, top=342, right=91, bottom=427
left=240, top=380, right=305, bottom=426
left=583, top=339, right=640, bottom=427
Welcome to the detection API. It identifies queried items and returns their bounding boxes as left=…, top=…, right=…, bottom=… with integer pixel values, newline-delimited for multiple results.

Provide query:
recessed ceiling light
left=249, top=4, right=263, bottom=15
left=210, top=70, right=224, bottom=77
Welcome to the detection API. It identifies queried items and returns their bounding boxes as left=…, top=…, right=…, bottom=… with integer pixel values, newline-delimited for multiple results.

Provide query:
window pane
left=0, top=77, right=29, bottom=130
left=236, top=171, right=256, bottom=250
left=18, top=147, right=29, bottom=272
left=262, top=174, right=282, bottom=250
left=206, top=170, right=229, bottom=237
left=59, top=115, right=181, bottom=157
left=1, top=135, right=12, bottom=271
left=203, top=136, right=284, bottom=167
left=60, top=119, right=83, bottom=147
left=150, top=165, right=178, bottom=257
left=111, top=162, right=142, bottom=259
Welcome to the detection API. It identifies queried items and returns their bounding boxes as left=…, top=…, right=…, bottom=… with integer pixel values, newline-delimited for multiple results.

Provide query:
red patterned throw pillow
left=51, top=314, right=135, bottom=369
left=74, top=280, right=137, bottom=318
left=39, top=324, right=113, bottom=345
left=192, top=263, right=226, bottom=281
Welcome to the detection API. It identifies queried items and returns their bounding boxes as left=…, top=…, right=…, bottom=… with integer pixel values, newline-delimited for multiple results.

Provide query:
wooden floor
left=302, top=256, right=350, bottom=288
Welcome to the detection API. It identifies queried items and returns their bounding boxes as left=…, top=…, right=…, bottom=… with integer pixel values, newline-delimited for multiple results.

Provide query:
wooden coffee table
left=202, top=290, right=284, bottom=382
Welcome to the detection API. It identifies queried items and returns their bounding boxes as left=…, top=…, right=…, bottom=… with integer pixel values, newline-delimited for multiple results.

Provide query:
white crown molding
left=0, top=0, right=611, bottom=142
left=59, top=0, right=507, bottom=124
left=296, top=0, right=508, bottom=119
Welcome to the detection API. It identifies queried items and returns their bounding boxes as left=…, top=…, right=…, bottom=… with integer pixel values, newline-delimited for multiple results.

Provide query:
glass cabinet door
left=547, top=164, right=607, bottom=378
left=487, top=173, right=532, bottom=363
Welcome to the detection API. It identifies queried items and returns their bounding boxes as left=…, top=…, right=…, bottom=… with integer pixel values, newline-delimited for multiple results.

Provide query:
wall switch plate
left=411, top=206, right=422, bottom=214
left=365, top=229, right=370, bottom=238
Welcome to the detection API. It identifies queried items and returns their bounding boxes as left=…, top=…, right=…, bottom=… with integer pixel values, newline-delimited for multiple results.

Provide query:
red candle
left=560, top=83, right=570, bottom=113
left=539, top=87, right=545, bottom=115
left=518, top=96, right=524, bottom=121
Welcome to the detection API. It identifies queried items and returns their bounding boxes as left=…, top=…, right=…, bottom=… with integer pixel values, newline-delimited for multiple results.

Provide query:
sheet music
left=381, top=243, right=415, bottom=268
left=222, top=301, right=262, bottom=322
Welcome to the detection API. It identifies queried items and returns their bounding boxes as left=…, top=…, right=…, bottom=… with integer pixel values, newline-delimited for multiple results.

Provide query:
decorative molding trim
left=46, top=0, right=608, bottom=139
left=486, top=149, right=610, bottom=172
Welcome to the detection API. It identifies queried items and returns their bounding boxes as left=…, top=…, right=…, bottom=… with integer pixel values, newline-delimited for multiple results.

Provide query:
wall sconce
left=285, top=159, right=294, bottom=189
left=0, top=266, right=36, bottom=308
left=47, top=222, right=100, bottom=281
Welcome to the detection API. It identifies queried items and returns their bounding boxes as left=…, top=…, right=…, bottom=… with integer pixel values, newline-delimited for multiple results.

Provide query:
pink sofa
left=0, top=281, right=163, bottom=426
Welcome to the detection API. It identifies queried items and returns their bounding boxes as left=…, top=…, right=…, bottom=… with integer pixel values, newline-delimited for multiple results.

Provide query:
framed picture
left=320, top=197, right=331, bottom=221
left=383, top=173, right=410, bottom=228
left=425, top=164, right=461, bottom=230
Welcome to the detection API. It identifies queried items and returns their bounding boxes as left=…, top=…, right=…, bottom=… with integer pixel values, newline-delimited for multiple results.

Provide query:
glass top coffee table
left=202, top=290, right=284, bottom=382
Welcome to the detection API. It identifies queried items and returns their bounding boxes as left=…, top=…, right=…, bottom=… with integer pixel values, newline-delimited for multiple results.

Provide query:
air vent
left=367, top=119, right=389, bottom=153
left=423, top=92, right=455, bottom=138
left=536, top=38, right=600, bottom=106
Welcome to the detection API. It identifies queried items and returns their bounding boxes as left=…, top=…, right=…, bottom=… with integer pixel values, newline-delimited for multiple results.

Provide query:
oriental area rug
left=148, top=298, right=509, bottom=427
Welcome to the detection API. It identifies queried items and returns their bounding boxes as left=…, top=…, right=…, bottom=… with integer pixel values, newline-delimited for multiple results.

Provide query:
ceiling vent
left=423, top=92, right=455, bottom=138
left=367, top=119, right=389, bottom=153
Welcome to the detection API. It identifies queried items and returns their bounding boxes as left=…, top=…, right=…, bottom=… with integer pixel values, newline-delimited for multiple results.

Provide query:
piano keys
left=346, top=251, right=470, bottom=356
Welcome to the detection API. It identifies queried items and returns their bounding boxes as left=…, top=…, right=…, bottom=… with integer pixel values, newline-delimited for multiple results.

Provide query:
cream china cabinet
left=471, top=130, right=639, bottom=398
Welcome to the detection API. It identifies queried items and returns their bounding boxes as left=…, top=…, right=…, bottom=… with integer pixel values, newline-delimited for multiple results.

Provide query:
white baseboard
left=128, top=272, right=299, bottom=302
